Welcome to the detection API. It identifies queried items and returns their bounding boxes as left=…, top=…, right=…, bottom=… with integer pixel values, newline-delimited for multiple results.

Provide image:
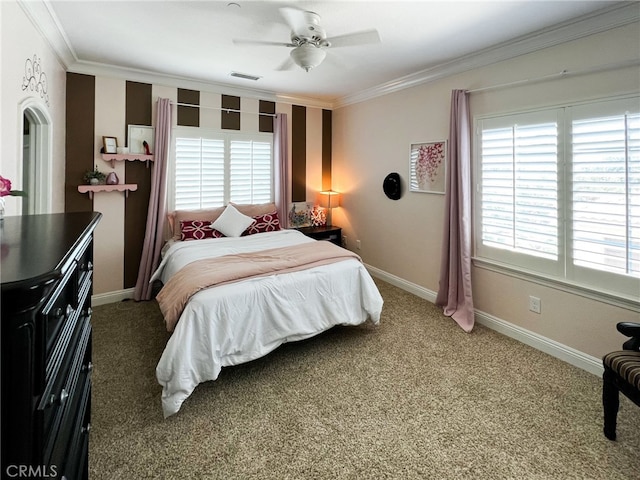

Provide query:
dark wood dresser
left=1, top=212, right=101, bottom=480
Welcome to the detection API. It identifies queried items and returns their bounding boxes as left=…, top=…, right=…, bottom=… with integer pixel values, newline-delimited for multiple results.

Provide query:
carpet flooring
left=89, top=280, right=639, bottom=479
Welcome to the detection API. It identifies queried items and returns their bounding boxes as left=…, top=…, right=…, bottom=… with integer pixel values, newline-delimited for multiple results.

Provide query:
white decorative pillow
left=212, top=204, right=255, bottom=237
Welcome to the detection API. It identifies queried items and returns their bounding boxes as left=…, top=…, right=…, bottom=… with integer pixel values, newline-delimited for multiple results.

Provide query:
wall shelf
left=77, top=184, right=138, bottom=199
left=101, top=153, right=154, bottom=168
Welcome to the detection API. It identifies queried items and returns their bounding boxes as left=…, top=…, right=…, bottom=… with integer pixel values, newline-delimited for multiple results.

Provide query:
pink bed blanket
left=156, top=241, right=362, bottom=332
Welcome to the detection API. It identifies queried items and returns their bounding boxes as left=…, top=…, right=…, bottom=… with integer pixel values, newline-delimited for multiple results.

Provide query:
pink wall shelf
left=101, top=153, right=154, bottom=168
left=77, top=184, right=138, bottom=199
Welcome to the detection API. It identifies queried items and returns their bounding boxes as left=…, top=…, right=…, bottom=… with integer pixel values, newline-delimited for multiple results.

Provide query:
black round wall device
left=383, top=172, right=401, bottom=200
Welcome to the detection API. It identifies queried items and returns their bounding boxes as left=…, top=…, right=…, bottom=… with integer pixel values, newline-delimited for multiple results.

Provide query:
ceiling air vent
left=230, top=71, right=261, bottom=81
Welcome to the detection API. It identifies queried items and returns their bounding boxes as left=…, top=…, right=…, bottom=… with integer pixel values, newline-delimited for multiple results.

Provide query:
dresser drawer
left=41, top=264, right=77, bottom=361
left=74, top=236, right=93, bottom=302
left=39, top=316, right=91, bottom=466
left=42, top=256, right=92, bottom=388
left=40, top=235, right=92, bottom=364
left=56, top=347, right=91, bottom=480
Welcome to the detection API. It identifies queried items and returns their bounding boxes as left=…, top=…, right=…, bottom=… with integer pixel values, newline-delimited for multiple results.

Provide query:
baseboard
left=92, top=288, right=135, bottom=306
left=474, top=311, right=603, bottom=376
left=365, top=264, right=603, bottom=376
left=366, top=264, right=438, bottom=303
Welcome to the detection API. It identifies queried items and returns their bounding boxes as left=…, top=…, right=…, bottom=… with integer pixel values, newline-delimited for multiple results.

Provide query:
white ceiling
left=33, top=1, right=635, bottom=106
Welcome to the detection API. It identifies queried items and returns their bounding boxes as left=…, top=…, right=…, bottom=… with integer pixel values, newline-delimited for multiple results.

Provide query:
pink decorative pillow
left=244, top=211, right=281, bottom=235
left=168, top=206, right=226, bottom=241
left=180, top=220, right=225, bottom=241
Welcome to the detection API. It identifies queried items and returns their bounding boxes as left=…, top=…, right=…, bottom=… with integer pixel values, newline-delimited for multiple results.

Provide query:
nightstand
left=295, top=225, right=342, bottom=246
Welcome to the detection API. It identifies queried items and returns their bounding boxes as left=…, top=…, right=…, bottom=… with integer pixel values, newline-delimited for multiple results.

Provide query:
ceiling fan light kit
left=290, top=44, right=327, bottom=72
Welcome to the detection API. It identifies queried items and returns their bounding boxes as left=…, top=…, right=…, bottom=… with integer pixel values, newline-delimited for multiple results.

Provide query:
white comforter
left=152, top=230, right=384, bottom=417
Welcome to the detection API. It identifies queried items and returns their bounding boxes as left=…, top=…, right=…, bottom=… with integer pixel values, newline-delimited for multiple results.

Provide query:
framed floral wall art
left=409, top=140, right=447, bottom=194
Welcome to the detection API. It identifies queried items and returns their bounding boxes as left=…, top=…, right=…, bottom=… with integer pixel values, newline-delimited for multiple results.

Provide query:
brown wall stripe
left=259, top=100, right=275, bottom=133
left=177, top=88, right=200, bottom=127
left=65, top=73, right=95, bottom=213
left=291, top=105, right=306, bottom=202
left=124, top=81, right=153, bottom=289
left=221, top=95, right=241, bottom=130
left=322, top=109, right=332, bottom=191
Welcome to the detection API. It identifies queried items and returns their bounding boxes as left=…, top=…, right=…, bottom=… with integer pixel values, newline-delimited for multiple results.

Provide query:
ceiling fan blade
left=233, top=39, right=294, bottom=47
left=326, top=29, right=381, bottom=48
left=276, top=57, right=295, bottom=71
left=279, top=7, right=310, bottom=34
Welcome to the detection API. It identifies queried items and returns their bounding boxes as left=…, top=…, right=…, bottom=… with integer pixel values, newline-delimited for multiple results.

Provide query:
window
left=172, top=129, right=273, bottom=210
left=475, top=96, right=639, bottom=300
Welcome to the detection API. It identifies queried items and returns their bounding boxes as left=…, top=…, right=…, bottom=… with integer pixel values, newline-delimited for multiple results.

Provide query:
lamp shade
left=318, top=190, right=340, bottom=209
left=290, top=44, right=327, bottom=72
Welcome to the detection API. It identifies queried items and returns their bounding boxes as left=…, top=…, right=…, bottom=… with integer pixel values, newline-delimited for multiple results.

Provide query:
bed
left=151, top=203, right=384, bottom=418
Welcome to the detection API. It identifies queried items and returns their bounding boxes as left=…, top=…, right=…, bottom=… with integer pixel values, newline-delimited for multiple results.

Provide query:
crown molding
left=18, top=0, right=76, bottom=70
left=274, top=93, right=334, bottom=110
left=68, top=59, right=280, bottom=102
left=65, top=60, right=334, bottom=109
left=334, top=2, right=640, bottom=108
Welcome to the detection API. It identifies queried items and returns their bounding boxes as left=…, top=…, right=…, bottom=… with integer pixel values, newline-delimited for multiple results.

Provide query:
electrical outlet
left=529, top=296, right=541, bottom=314
left=342, top=235, right=347, bottom=248
left=356, top=239, right=361, bottom=250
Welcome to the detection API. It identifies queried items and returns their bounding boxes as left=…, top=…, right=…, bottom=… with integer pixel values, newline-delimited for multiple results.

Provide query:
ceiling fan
left=233, top=7, right=381, bottom=72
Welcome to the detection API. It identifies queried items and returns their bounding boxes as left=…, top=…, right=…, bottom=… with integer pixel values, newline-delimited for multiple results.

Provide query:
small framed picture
left=128, top=125, right=155, bottom=154
left=288, top=202, right=314, bottom=228
left=102, top=136, right=118, bottom=154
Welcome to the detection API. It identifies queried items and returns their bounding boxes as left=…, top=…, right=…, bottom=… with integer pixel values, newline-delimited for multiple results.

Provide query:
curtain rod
left=468, top=59, right=639, bottom=94
left=171, top=101, right=276, bottom=117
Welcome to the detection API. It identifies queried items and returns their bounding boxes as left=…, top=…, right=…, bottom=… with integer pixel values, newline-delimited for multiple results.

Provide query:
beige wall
left=92, top=76, right=127, bottom=294
left=1, top=1, right=67, bottom=215
left=332, top=22, right=640, bottom=360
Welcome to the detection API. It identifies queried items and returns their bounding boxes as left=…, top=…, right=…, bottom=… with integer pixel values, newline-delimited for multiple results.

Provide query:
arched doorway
left=20, top=99, right=52, bottom=214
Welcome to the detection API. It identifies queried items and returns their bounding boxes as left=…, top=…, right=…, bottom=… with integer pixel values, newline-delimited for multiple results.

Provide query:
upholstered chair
left=602, top=322, right=640, bottom=440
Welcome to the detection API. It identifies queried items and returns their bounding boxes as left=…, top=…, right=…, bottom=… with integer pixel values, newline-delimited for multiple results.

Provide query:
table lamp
left=318, top=190, right=340, bottom=227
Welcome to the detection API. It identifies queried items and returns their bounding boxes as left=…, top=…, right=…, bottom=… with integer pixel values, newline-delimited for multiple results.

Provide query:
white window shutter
left=571, top=112, right=640, bottom=276
left=201, top=138, right=225, bottom=207
left=230, top=140, right=272, bottom=205
left=480, top=121, right=558, bottom=260
left=174, top=137, right=204, bottom=210
left=175, top=137, right=224, bottom=209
